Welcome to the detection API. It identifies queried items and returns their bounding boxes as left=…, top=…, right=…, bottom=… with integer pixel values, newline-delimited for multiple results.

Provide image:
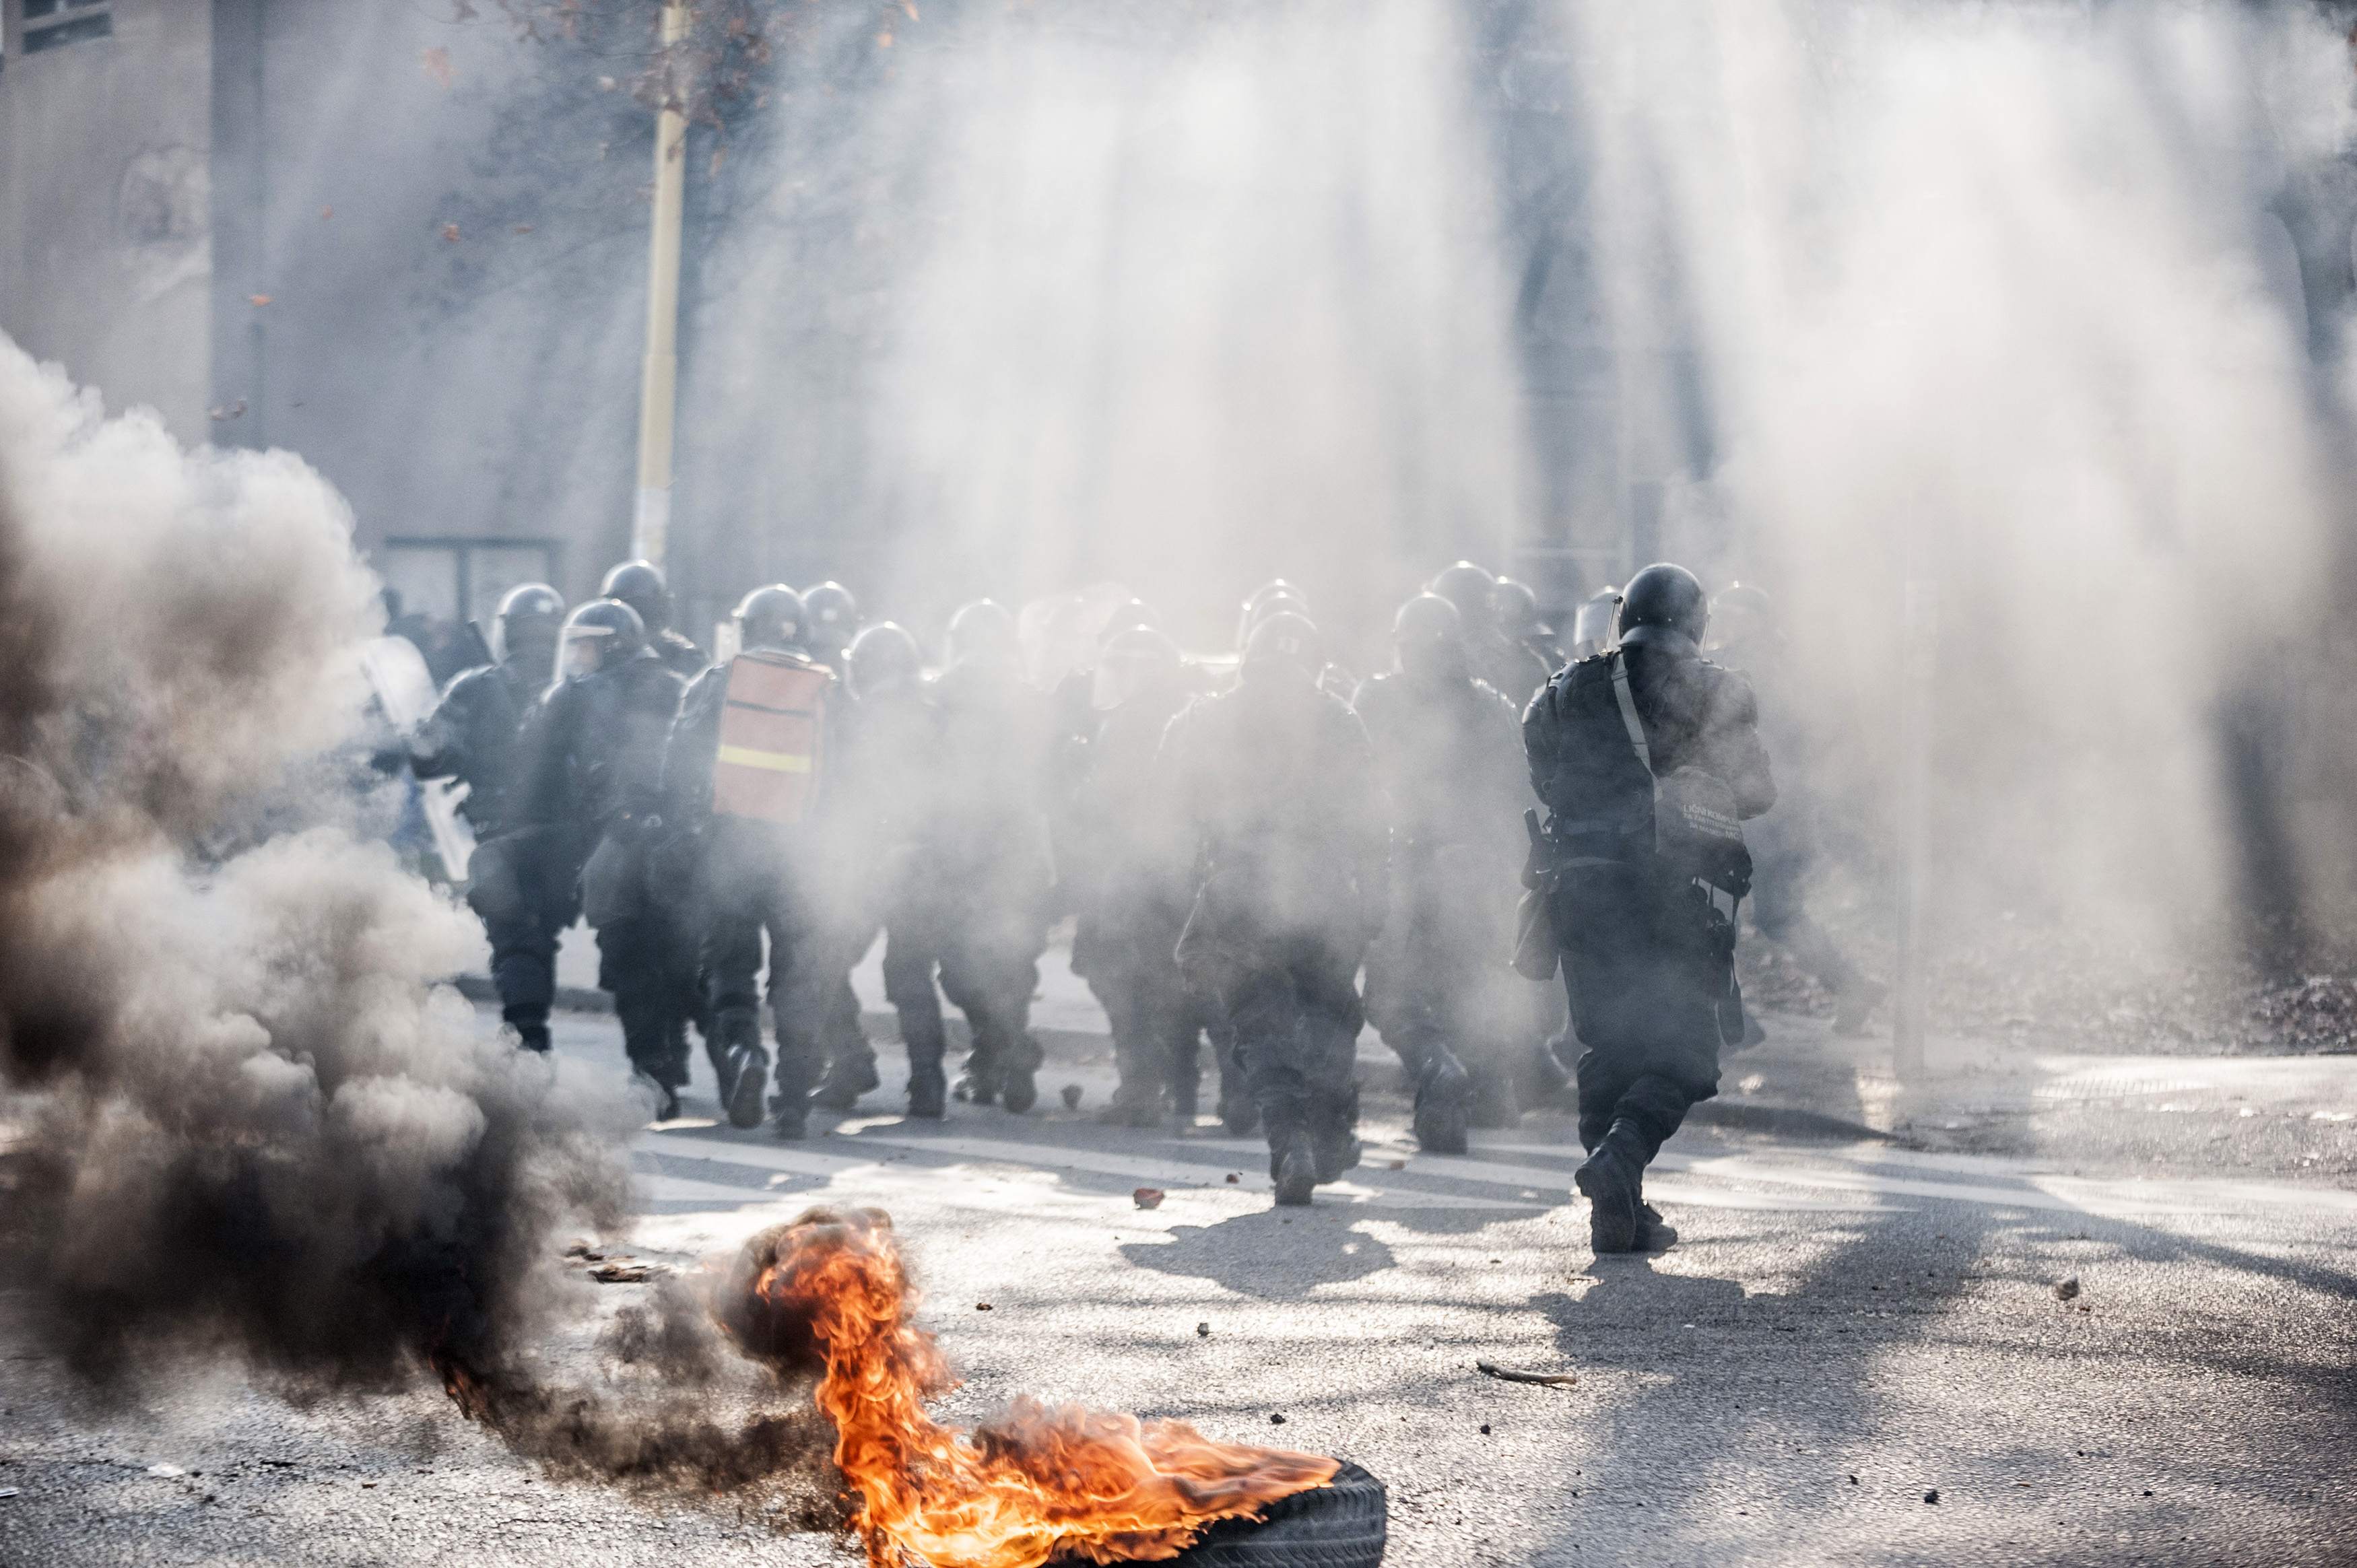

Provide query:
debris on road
left=1061, top=1084, right=1084, bottom=1110
left=589, top=1260, right=657, bottom=1284
left=976, top=1302, right=993, bottom=1311
left=1475, top=1361, right=1579, bottom=1388
left=1269, top=1412, right=1287, bottom=1425
left=1923, top=1489, right=1939, bottom=1504
left=145, top=1464, right=185, bottom=1478
left=1133, top=1187, right=1165, bottom=1209
left=1197, top=1322, right=1211, bottom=1338
left=563, top=1241, right=603, bottom=1261
left=0, top=1487, right=18, bottom=1499
left=1224, top=1173, right=1239, bottom=1184
left=2055, top=1276, right=2081, bottom=1302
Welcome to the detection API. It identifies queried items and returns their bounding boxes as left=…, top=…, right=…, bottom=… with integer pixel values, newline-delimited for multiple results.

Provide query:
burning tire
left=1171, top=1461, right=1388, bottom=1568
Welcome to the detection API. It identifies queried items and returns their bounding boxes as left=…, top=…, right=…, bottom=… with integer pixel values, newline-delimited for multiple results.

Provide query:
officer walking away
left=1355, top=594, right=1532, bottom=1151
left=840, top=621, right=954, bottom=1117
left=1430, top=560, right=1552, bottom=712
left=1164, top=611, right=1389, bottom=1206
left=514, top=598, right=691, bottom=1115
left=663, top=586, right=846, bottom=1137
left=601, top=559, right=708, bottom=679
left=931, top=600, right=1055, bottom=1112
left=1706, top=583, right=1885, bottom=1035
left=1524, top=563, right=1775, bottom=1252
left=1069, top=627, right=1236, bottom=1127
left=798, top=580, right=881, bottom=1110
left=411, top=582, right=569, bottom=1052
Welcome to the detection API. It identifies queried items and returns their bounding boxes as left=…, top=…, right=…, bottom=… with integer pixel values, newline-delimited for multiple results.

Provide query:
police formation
left=413, top=557, right=1880, bottom=1252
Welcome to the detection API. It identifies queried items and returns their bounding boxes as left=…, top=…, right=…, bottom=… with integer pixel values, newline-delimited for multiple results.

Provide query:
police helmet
left=803, top=581, right=859, bottom=646
left=493, top=582, right=566, bottom=665
left=1706, top=582, right=1775, bottom=657
left=847, top=621, right=924, bottom=700
left=599, top=559, right=672, bottom=634
left=1427, top=560, right=1498, bottom=627
left=1237, top=589, right=1314, bottom=650
left=946, top=599, right=1020, bottom=669
left=1240, top=610, right=1321, bottom=682
left=1393, top=593, right=1467, bottom=681
left=1491, top=577, right=1545, bottom=641
left=558, top=598, right=646, bottom=680
left=1098, top=597, right=1160, bottom=646
left=1620, top=563, right=1709, bottom=641
left=1101, top=625, right=1181, bottom=669
left=1236, top=580, right=1310, bottom=648
left=734, top=584, right=807, bottom=654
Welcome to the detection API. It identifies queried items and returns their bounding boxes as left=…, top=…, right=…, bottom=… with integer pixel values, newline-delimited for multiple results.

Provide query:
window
left=376, top=538, right=561, bottom=683
left=22, top=0, right=113, bottom=55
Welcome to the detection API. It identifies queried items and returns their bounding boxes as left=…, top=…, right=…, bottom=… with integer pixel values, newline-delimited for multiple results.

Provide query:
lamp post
left=630, top=0, right=691, bottom=569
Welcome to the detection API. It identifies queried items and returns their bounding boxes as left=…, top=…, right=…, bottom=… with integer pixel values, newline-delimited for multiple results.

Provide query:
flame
left=724, top=1207, right=1338, bottom=1568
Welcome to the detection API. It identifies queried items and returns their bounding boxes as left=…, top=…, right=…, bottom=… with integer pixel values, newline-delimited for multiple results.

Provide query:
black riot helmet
left=1236, top=580, right=1309, bottom=648
left=558, top=598, right=646, bottom=681
left=493, top=582, right=566, bottom=668
left=1237, top=589, right=1314, bottom=650
left=1427, top=560, right=1498, bottom=631
left=599, top=559, right=673, bottom=635
left=1240, top=610, right=1321, bottom=685
left=734, top=584, right=807, bottom=654
left=1391, top=592, right=1468, bottom=683
left=802, top=581, right=859, bottom=654
left=1619, top=562, right=1709, bottom=642
left=1098, top=597, right=1159, bottom=647
left=1092, top=625, right=1182, bottom=710
left=1491, top=577, right=1544, bottom=642
left=847, top=621, right=924, bottom=701
left=946, top=599, right=1021, bottom=671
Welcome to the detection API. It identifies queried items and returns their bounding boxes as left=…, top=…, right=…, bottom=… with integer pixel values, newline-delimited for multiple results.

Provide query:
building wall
left=0, top=0, right=213, bottom=442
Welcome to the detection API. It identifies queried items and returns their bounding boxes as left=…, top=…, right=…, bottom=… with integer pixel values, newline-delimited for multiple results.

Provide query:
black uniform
left=1471, top=634, right=1553, bottom=716
left=1164, top=667, right=1388, bottom=1188
left=662, top=652, right=843, bottom=1135
left=837, top=675, right=953, bottom=1114
left=514, top=649, right=691, bottom=1089
left=413, top=656, right=572, bottom=1051
left=1067, top=667, right=1226, bottom=1126
left=1524, top=626, right=1774, bottom=1171
left=923, top=658, right=1056, bottom=1110
left=1354, top=667, right=1531, bottom=1134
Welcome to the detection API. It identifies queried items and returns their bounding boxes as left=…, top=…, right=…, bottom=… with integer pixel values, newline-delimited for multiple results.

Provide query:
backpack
left=711, top=650, right=830, bottom=825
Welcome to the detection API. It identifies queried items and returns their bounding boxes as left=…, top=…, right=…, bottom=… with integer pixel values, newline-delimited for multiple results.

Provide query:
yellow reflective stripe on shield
left=715, top=744, right=813, bottom=774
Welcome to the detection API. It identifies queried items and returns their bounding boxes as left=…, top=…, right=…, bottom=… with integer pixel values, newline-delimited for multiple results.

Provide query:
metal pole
left=631, top=0, right=690, bottom=570
left=1891, top=578, right=1937, bottom=1080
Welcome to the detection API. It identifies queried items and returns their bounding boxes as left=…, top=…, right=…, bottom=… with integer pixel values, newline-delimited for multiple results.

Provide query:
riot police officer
left=514, top=598, right=692, bottom=1115
left=930, top=600, right=1055, bottom=1112
left=411, top=582, right=568, bottom=1052
left=840, top=621, right=953, bottom=1118
left=1524, top=563, right=1775, bottom=1252
left=601, top=560, right=708, bottom=680
left=1354, top=594, right=1531, bottom=1151
left=1164, top=611, right=1389, bottom=1206
left=1567, top=587, right=1621, bottom=661
left=797, top=580, right=879, bottom=1110
left=1707, top=583, right=1885, bottom=1034
left=1430, top=560, right=1552, bottom=711
left=663, top=586, right=844, bottom=1137
left=1067, top=627, right=1231, bottom=1127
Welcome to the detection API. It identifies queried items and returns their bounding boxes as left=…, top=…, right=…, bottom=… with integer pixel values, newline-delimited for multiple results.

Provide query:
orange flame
left=725, top=1207, right=1337, bottom=1568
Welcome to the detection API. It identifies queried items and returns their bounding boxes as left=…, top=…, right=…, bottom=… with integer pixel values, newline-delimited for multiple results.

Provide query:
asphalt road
left=5, top=983, right=2355, bottom=1568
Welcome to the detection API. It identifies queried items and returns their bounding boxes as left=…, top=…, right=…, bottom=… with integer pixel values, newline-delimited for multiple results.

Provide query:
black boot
left=770, top=1050, right=817, bottom=1140
left=999, top=1031, right=1044, bottom=1114
left=510, top=1019, right=552, bottom=1054
left=1267, top=1112, right=1317, bottom=1207
left=1412, top=1050, right=1471, bottom=1155
left=953, top=1036, right=1002, bottom=1105
left=907, top=1060, right=947, bottom=1119
left=811, top=1046, right=882, bottom=1112
left=1574, top=1120, right=1648, bottom=1254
